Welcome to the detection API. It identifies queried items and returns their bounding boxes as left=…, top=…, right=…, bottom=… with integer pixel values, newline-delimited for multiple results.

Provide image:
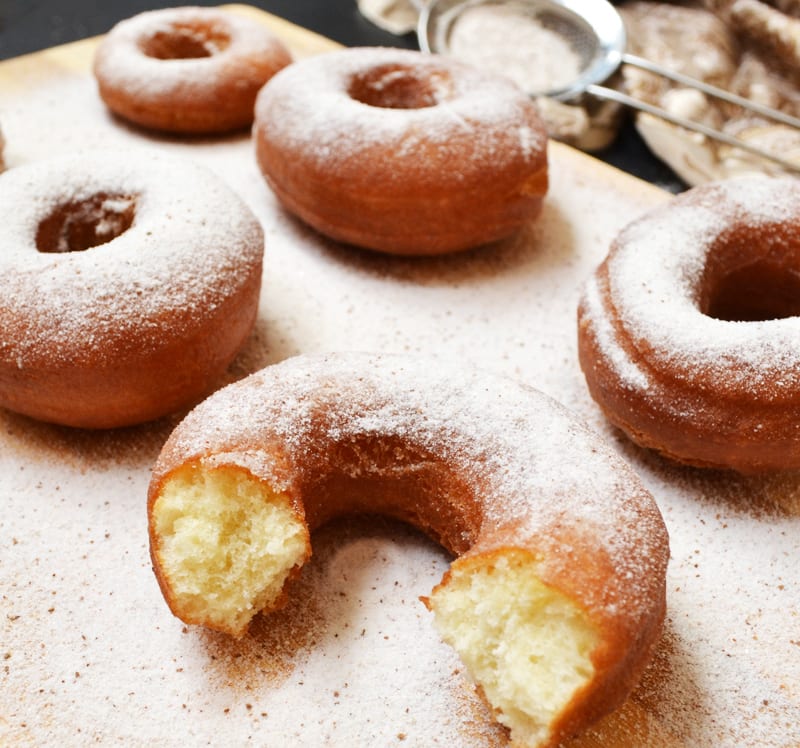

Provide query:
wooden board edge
left=223, top=3, right=343, bottom=56
left=549, top=140, right=670, bottom=207
left=0, top=5, right=341, bottom=84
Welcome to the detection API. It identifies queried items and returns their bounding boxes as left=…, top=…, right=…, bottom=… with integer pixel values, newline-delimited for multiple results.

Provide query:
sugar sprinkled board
left=0, top=6, right=797, bottom=747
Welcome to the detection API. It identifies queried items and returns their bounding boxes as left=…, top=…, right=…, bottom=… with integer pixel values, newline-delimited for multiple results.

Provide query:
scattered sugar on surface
left=0, top=55, right=798, bottom=748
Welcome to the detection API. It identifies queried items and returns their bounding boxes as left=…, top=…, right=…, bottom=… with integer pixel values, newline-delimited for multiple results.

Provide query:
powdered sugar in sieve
left=418, top=0, right=800, bottom=173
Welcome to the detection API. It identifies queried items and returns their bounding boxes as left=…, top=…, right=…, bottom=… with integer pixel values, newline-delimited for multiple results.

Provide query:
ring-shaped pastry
left=148, top=352, right=668, bottom=747
left=579, top=176, right=800, bottom=472
left=253, top=47, right=548, bottom=255
left=0, top=150, right=263, bottom=428
left=94, top=7, right=292, bottom=134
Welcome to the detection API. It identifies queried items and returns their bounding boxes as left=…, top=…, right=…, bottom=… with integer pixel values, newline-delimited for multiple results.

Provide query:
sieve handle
left=621, top=53, right=800, bottom=130
left=586, top=82, right=800, bottom=175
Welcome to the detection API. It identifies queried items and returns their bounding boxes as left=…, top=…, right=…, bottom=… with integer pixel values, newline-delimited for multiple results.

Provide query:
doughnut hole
left=426, top=550, right=599, bottom=747
left=151, top=465, right=309, bottom=637
left=139, top=22, right=231, bottom=59
left=705, top=260, right=800, bottom=322
left=701, top=227, right=800, bottom=322
left=36, top=193, right=137, bottom=253
left=348, top=64, right=452, bottom=109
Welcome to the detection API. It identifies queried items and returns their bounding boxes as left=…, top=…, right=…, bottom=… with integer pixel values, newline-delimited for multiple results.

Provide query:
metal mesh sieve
left=418, top=0, right=800, bottom=174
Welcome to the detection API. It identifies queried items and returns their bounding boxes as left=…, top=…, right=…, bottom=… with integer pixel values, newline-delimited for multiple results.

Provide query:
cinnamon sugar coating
left=579, top=175, right=800, bottom=472
left=148, top=352, right=668, bottom=747
left=253, top=47, right=548, bottom=255
left=94, top=7, right=292, bottom=134
left=0, top=150, right=263, bottom=428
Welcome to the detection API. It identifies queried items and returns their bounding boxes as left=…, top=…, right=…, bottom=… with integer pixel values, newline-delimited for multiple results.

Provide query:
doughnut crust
left=147, top=352, right=668, bottom=748
left=93, top=7, right=292, bottom=134
left=253, top=47, right=549, bottom=255
left=578, top=176, right=800, bottom=472
left=0, top=150, right=263, bottom=429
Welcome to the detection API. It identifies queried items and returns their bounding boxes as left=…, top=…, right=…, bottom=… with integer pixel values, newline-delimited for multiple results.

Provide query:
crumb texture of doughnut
left=147, top=352, right=668, bottom=748
left=0, top=150, right=263, bottom=429
left=578, top=175, right=800, bottom=472
left=93, top=6, right=292, bottom=134
left=253, top=47, right=549, bottom=255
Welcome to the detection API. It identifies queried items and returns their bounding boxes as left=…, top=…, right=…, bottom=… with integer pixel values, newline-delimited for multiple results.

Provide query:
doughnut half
left=147, top=352, right=668, bottom=748
left=579, top=175, right=800, bottom=472
left=253, top=47, right=548, bottom=255
left=0, top=150, right=263, bottom=428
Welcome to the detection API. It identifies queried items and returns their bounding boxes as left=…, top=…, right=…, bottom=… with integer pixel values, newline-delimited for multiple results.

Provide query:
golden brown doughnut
left=93, top=7, right=292, bottom=134
left=147, top=352, right=668, bottom=748
left=0, top=150, right=263, bottom=429
left=253, top=47, right=549, bottom=255
left=578, top=176, right=800, bottom=472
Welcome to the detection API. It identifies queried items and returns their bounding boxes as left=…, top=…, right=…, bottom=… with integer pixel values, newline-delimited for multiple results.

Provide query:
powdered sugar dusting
left=581, top=273, right=651, bottom=391
left=254, top=47, right=547, bottom=178
left=598, top=177, right=800, bottom=396
left=1, top=29, right=798, bottom=748
left=93, top=6, right=289, bottom=99
left=444, top=3, right=584, bottom=95
left=0, top=150, right=262, bottom=367
left=160, top=352, right=667, bottom=631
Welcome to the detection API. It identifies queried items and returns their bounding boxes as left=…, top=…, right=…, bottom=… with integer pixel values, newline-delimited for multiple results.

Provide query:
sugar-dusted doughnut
left=253, top=47, right=549, bottom=255
left=578, top=176, right=800, bottom=472
left=0, top=150, right=263, bottom=429
left=147, top=352, right=668, bottom=747
left=93, top=7, right=292, bottom=134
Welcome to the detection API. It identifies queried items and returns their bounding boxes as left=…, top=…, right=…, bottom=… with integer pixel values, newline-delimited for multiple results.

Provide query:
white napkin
left=357, top=0, right=420, bottom=35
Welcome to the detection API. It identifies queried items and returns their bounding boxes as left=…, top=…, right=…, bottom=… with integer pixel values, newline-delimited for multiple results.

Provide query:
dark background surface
left=0, top=0, right=685, bottom=191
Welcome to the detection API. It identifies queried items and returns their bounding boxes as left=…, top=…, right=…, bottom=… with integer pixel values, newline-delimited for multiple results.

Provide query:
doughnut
left=0, top=150, right=263, bottom=429
left=253, top=47, right=549, bottom=255
left=578, top=175, right=800, bottom=472
left=93, top=7, right=292, bottom=134
left=147, top=352, right=668, bottom=747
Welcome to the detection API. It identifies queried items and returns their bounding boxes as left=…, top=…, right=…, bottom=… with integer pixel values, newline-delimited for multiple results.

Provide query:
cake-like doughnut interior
left=156, top=467, right=598, bottom=746
left=427, top=552, right=599, bottom=748
left=152, top=465, right=308, bottom=635
left=148, top=353, right=668, bottom=747
left=578, top=175, right=800, bottom=472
